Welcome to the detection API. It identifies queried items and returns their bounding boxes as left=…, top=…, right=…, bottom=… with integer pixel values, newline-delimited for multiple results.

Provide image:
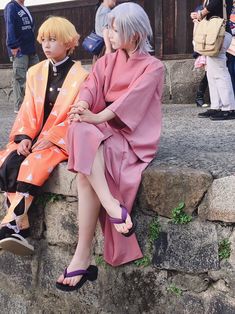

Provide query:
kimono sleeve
left=45, top=119, right=70, bottom=152
left=107, top=61, right=164, bottom=133
left=79, top=56, right=107, bottom=111
left=9, top=73, right=38, bottom=142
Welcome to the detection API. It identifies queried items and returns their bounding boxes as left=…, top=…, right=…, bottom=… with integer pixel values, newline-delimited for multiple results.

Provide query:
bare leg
left=86, top=145, right=132, bottom=234
left=57, top=173, right=100, bottom=286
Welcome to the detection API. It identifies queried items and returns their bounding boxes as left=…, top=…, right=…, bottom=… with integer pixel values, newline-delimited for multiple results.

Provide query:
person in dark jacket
left=4, top=0, right=39, bottom=113
left=191, top=0, right=235, bottom=120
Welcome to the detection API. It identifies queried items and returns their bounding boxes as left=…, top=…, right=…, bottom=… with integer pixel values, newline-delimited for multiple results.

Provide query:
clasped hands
left=17, top=138, right=53, bottom=156
left=68, top=101, right=101, bottom=125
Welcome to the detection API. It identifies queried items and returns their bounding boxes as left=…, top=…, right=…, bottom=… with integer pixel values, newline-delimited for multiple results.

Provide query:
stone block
left=206, top=294, right=235, bottom=314
left=163, top=59, right=206, bottom=104
left=171, top=273, right=210, bottom=293
left=0, top=291, right=29, bottom=314
left=198, top=176, right=235, bottom=223
left=38, top=245, right=100, bottom=313
left=43, top=162, right=77, bottom=196
left=0, top=69, right=12, bottom=89
left=0, top=250, right=38, bottom=290
left=44, top=197, right=104, bottom=251
left=138, top=165, right=212, bottom=218
left=0, top=192, right=6, bottom=221
left=153, top=219, right=219, bottom=273
left=44, top=197, right=78, bottom=246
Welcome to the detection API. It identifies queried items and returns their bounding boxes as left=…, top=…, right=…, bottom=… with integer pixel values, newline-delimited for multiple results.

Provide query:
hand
left=11, top=48, right=20, bottom=57
left=17, top=139, right=32, bottom=157
left=32, top=139, right=53, bottom=152
left=79, top=109, right=101, bottom=124
left=68, top=101, right=89, bottom=123
left=190, top=12, right=198, bottom=20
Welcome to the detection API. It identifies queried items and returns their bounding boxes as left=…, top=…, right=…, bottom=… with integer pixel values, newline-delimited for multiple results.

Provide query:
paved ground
left=0, top=99, right=234, bottom=178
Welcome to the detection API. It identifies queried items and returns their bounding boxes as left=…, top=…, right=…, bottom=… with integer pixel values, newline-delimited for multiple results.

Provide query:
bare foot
left=57, top=253, right=91, bottom=287
left=107, top=201, right=133, bottom=234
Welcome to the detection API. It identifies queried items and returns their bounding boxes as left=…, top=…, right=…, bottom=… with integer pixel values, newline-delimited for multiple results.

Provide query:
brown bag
left=193, top=0, right=227, bottom=57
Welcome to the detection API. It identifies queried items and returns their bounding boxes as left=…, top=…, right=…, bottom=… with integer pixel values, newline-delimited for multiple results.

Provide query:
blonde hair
left=37, top=16, right=80, bottom=55
left=108, top=3, right=153, bottom=53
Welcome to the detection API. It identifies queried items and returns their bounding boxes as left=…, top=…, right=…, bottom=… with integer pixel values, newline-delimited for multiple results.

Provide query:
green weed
left=134, top=256, right=151, bottom=267
left=135, top=217, right=161, bottom=268
left=218, top=239, right=231, bottom=260
left=167, top=283, right=182, bottom=297
left=171, top=202, right=192, bottom=224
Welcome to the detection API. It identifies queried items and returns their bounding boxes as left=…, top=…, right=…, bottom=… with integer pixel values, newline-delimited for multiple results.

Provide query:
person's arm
left=74, top=107, right=116, bottom=124
left=190, top=7, right=209, bottom=21
left=5, top=4, right=21, bottom=53
left=78, top=60, right=164, bottom=132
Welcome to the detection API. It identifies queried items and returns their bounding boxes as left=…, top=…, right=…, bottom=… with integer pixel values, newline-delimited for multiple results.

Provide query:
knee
left=68, top=122, right=99, bottom=143
left=77, top=173, right=91, bottom=189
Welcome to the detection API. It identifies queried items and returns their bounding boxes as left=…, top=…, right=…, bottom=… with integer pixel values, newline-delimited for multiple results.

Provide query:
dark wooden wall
left=0, top=0, right=201, bottom=64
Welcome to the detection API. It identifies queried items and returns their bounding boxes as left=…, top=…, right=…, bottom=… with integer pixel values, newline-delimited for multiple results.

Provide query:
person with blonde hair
left=0, top=16, right=88, bottom=255
left=56, top=2, right=164, bottom=292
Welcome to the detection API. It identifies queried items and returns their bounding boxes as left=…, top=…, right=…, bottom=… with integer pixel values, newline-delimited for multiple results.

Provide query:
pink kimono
left=67, top=49, right=164, bottom=266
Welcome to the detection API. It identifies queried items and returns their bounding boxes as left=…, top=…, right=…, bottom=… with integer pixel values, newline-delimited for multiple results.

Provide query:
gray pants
left=207, top=32, right=235, bottom=111
left=12, top=54, right=39, bottom=112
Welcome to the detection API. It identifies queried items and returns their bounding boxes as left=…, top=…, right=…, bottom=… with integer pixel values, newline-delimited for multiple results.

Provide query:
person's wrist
left=197, top=10, right=203, bottom=20
left=96, top=112, right=103, bottom=124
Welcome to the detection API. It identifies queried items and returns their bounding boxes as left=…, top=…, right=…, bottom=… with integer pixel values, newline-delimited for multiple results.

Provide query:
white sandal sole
left=0, top=234, right=34, bottom=256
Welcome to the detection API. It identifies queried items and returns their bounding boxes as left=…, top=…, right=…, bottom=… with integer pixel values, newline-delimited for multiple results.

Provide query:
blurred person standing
left=94, top=0, right=116, bottom=60
left=227, top=1, right=235, bottom=95
left=4, top=0, right=39, bottom=113
left=191, top=0, right=235, bottom=120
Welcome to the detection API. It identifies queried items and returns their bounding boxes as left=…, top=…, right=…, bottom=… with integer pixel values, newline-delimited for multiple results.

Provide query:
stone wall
left=0, top=59, right=205, bottom=105
left=0, top=163, right=235, bottom=313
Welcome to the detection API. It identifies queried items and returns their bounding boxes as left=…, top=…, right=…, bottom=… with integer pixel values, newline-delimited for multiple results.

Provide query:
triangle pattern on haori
left=35, top=154, right=42, bottom=159
left=51, top=111, right=58, bottom=117
left=26, top=174, right=33, bottom=182
left=22, top=160, right=29, bottom=166
left=48, top=167, right=53, bottom=173
left=58, top=138, right=65, bottom=145
left=54, top=148, right=60, bottom=153
left=58, top=122, right=65, bottom=127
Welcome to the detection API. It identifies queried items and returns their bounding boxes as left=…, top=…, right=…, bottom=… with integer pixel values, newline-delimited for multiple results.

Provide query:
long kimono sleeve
left=79, top=56, right=107, bottom=112
left=107, top=61, right=164, bottom=133
left=9, top=72, right=39, bottom=142
left=45, top=119, right=70, bottom=152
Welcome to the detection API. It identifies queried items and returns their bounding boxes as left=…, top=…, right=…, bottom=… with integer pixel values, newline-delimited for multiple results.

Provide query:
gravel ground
left=0, top=100, right=234, bottom=178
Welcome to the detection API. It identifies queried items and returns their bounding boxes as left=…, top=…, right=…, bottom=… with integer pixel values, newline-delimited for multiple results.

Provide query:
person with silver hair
left=56, top=2, right=164, bottom=292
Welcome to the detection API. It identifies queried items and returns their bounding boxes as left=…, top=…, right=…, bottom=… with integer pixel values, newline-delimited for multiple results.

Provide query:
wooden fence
left=0, top=0, right=200, bottom=64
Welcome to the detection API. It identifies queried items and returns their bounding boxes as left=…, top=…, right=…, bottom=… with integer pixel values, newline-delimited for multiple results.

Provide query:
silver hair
left=108, top=2, right=153, bottom=53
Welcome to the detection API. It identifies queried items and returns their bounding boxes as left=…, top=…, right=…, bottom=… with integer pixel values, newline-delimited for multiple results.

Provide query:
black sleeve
left=14, top=134, right=32, bottom=144
left=206, top=0, right=221, bottom=12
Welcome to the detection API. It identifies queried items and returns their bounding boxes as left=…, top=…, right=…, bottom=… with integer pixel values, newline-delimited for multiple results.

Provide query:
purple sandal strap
left=63, top=268, right=89, bottom=278
left=109, top=206, right=128, bottom=224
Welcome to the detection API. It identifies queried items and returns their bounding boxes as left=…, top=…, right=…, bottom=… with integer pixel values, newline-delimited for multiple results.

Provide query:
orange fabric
left=1, top=192, right=33, bottom=228
left=3, top=192, right=29, bottom=229
left=0, top=60, right=88, bottom=186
